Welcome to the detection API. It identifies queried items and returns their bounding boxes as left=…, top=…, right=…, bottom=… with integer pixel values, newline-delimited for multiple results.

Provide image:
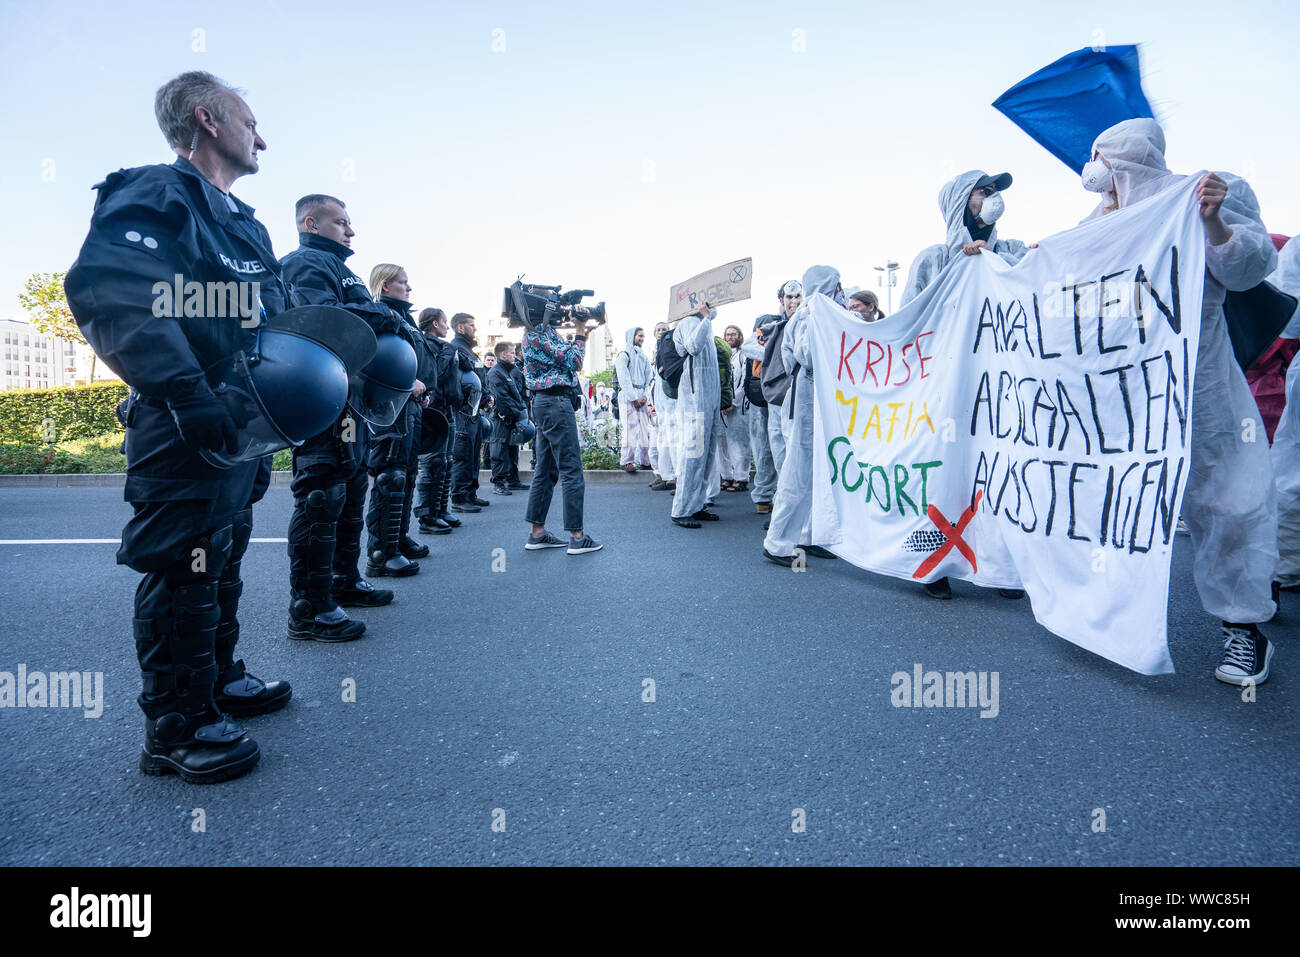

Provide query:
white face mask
left=976, top=191, right=1004, bottom=225
left=1081, top=159, right=1114, bottom=193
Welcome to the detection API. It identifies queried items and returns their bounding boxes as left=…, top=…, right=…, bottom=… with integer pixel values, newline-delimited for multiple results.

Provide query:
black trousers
left=120, top=399, right=271, bottom=719
left=451, top=410, right=484, bottom=502
left=490, top=417, right=514, bottom=486
left=524, top=393, right=585, bottom=532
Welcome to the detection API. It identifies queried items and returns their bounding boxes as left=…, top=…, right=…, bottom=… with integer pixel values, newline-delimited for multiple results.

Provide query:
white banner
left=808, top=176, right=1207, bottom=674
left=667, top=257, right=752, bottom=321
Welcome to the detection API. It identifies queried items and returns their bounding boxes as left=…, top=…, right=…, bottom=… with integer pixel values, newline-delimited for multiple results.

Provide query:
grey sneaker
left=1216, top=624, right=1274, bottom=686
left=525, top=531, right=567, bottom=550
left=567, top=534, right=603, bottom=555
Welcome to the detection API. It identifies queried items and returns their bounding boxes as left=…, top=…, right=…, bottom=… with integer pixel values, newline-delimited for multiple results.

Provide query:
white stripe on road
left=0, top=538, right=290, bottom=545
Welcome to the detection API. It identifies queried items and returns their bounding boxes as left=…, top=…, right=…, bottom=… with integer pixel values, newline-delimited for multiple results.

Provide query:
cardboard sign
left=668, top=257, right=752, bottom=321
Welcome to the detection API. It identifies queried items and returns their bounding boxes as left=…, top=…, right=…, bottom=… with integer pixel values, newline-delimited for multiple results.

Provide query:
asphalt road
left=1, top=481, right=1296, bottom=865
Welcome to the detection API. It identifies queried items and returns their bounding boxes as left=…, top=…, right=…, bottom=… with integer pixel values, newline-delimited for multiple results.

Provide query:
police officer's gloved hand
left=169, top=388, right=240, bottom=454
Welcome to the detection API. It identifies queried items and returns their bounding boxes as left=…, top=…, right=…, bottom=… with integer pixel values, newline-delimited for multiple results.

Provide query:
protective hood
left=801, top=265, right=842, bottom=303
left=939, top=170, right=1004, bottom=257
left=624, top=326, right=643, bottom=353
left=1086, top=118, right=1171, bottom=216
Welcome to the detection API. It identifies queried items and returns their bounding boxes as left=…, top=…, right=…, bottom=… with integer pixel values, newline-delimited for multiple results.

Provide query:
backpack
left=431, top=342, right=462, bottom=410
left=656, top=329, right=687, bottom=399
left=715, top=337, right=734, bottom=410
left=760, top=317, right=794, bottom=405
left=745, top=315, right=778, bottom=408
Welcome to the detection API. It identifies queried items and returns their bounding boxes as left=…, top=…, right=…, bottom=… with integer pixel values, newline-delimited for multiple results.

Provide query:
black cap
left=973, top=171, right=1013, bottom=193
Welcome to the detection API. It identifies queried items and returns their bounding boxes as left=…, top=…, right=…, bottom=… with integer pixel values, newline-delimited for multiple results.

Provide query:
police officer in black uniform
left=448, top=313, right=493, bottom=512
left=364, top=265, right=427, bottom=576
left=278, top=195, right=395, bottom=641
left=65, top=71, right=291, bottom=783
left=508, top=354, right=530, bottom=488
left=412, top=307, right=459, bottom=534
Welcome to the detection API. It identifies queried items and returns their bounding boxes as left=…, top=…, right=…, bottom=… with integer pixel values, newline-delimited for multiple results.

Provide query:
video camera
left=502, top=279, right=607, bottom=331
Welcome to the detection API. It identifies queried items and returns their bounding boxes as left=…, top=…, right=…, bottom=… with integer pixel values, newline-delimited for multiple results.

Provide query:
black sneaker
left=922, top=577, right=953, bottom=600
left=493, top=483, right=513, bottom=496
left=438, top=512, right=462, bottom=527
left=471, top=496, right=492, bottom=507
left=998, top=589, right=1025, bottom=599
left=450, top=500, right=481, bottom=513
left=567, top=534, right=603, bottom=555
left=418, top=517, right=453, bottom=535
left=332, top=578, right=394, bottom=607
left=1216, top=624, right=1274, bottom=686
left=525, top=530, right=568, bottom=550
left=764, top=548, right=795, bottom=567
left=508, top=481, right=530, bottom=490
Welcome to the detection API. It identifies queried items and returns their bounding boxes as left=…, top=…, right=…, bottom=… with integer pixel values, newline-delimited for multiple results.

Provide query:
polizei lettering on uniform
left=151, top=273, right=260, bottom=321
left=49, top=887, right=151, bottom=937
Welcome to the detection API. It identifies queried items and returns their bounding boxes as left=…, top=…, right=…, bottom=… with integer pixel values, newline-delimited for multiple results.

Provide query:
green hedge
left=0, top=434, right=127, bottom=474
left=0, top=381, right=129, bottom=444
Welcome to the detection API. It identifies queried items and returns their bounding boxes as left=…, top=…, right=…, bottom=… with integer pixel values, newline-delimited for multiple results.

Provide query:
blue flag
left=993, top=46, right=1154, bottom=174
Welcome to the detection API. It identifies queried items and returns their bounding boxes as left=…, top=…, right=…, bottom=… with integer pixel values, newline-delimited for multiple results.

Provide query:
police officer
left=413, top=307, right=459, bottom=535
left=65, top=71, right=291, bottom=783
left=508, top=352, right=530, bottom=488
left=364, top=264, right=426, bottom=576
left=278, top=195, right=395, bottom=641
left=448, top=313, right=493, bottom=512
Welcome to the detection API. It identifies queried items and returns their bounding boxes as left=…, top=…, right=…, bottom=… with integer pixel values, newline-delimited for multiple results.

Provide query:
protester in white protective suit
left=1267, top=239, right=1300, bottom=592
left=741, top=280, right=803, bottom=512
left=900, top=169, right=1030, bottom=309
left=615, top=326, right=654, bottom=473
left=763, top=266, right=842, bottom=565
left=1083, top=117, right=1279, bottom=686
left=670, top=303, right=723, bottom=528
left=719, top=325, right=752, bottom=491
left=650, top=321, right=678, bottom=491
left=902, top=168, right=1030, bottom=601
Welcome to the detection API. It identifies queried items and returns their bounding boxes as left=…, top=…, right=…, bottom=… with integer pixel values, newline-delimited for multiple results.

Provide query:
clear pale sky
left=1, top=0, right=1296, bottom=342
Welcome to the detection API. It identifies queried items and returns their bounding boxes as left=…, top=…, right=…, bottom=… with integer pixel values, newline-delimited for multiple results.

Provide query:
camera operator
left=521, top=307, right=602, bottom=554
left=487, top=341, right=529, bottom=495
left=448, top=314, right=493, bottom=512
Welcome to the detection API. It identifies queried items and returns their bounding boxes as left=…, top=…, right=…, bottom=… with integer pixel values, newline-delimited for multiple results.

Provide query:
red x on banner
left=912, top=490, right=983, bottom=579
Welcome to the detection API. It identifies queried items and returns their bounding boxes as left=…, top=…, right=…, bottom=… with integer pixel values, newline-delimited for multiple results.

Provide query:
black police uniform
left=487, top=359, right=528, bottom=488
left=364, top=297, right=424, bottom=575
left=509, top=360, right=529, bottom=485
left=411, top=330, right=458, bottom=533
left=449, top=332, right=490, bottom=506
left=65, top=157, right=291, bottom=782
left=278, top=233, right=395, bottom=637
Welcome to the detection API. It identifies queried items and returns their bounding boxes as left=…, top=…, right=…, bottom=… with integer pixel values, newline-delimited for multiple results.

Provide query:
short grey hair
left=154, top=71, right=241, bottom=151
left=295, top=194, right=345, bottom=230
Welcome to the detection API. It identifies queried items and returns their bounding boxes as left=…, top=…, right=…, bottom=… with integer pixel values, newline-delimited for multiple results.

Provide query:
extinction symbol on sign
left=912, top=490, right=982, bottom=579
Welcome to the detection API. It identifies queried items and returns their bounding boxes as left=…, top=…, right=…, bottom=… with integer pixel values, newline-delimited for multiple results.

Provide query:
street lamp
left=874, top=260, right=900, bottom=313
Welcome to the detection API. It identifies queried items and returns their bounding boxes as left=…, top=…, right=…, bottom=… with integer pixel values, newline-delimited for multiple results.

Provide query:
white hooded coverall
left=1086, top=118, right=1278, bottom=623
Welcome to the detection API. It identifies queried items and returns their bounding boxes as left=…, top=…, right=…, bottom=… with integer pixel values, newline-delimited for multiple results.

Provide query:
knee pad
left=230, top=506, right=253, bottom=560
left=302, top=483, right=347, bottom=523
left=377, top=469, right=406, bottom=493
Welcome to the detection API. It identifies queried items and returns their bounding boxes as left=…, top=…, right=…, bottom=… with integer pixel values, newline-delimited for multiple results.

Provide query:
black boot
left=366, top=469, right=420, bottom=577
left=435, top=465, right=460, bottom=527
left=214, top=506, right=291, bottom=716
left=137, top=580, right=260, bottom=784
left=331, top=576, right=394, bottom=607
left=399, top=470, right=429, bottom=558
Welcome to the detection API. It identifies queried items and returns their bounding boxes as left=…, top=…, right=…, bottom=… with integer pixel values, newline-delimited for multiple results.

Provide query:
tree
left=17, top=271, right=96, bottom=382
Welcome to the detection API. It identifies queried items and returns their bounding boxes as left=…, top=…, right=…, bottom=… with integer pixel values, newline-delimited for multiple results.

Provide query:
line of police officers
left=65, top=71, right=481, bottom=784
